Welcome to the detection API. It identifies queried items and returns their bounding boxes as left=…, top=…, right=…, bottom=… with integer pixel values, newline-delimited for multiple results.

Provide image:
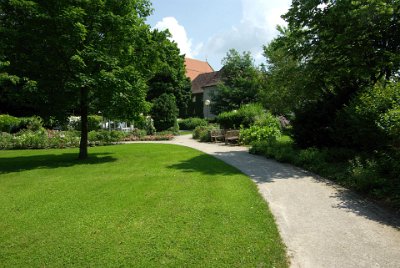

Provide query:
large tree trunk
left=79, top=87, right=89, bottom=159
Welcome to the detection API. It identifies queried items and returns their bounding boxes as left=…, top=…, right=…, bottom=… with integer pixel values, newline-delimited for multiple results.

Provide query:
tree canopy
left=146, top=30, right=191, bottom=118
left=0, top=0, right=188, bottom=158
left=211, top=49, right=264, bottom=115
left=262, top=0, right=400, bottom=148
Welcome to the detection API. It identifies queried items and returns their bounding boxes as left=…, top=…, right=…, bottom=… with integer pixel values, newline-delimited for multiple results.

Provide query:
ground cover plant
left=0, top=144, right=288, bottom=267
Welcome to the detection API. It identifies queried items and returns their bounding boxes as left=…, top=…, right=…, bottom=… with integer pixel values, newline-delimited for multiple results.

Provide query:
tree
left=211, top=49, right=264, bottom=115
left=262, top=0, right=400, bottom=148
left=0, top=0, right=154, bottom=159
left=261, top=26, right=310, bottom=115
left=146, top=30, right=192, bottom=118
left=151, top=93, right=178, bottom=131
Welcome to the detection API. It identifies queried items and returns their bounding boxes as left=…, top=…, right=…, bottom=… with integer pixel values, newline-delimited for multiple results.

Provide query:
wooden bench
left=224, top=130, right=240, bottom=144
left=210, top=129, right=225, bottom=142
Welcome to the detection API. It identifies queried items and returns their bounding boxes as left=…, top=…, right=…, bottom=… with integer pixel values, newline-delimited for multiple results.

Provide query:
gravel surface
left=134, top=135, right=400, bottom=268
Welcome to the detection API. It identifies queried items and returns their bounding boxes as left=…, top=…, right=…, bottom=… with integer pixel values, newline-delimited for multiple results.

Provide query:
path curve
left=134, top=135, right=400, bottom=268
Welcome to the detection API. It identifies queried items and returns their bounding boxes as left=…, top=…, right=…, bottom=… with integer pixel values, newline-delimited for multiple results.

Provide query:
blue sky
left=146, top=0, right=292, bottom=70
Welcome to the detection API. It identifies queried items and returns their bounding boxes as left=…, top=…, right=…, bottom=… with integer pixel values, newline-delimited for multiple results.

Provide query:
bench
left=210, top=129, right=225, bottom=142
left=224, top=130, right=240, bottom=144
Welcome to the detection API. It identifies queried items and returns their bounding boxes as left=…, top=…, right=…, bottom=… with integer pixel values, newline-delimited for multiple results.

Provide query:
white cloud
left=201, top=0, right=291, bottom=67
left=154, top=17, right=203, bottom=58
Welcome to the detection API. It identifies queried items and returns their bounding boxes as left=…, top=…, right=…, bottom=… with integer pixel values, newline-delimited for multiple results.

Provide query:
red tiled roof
left=191, top=71, right=222, bottom=94
left=185, top=58, right=214, bottom=81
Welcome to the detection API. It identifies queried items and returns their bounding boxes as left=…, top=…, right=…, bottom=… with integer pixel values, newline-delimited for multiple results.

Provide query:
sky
left=146, top=0, right=292, bottom=70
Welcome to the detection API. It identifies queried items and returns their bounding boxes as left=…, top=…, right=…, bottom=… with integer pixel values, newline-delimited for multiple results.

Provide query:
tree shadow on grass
left=0, top=152, right=117, bottom=175
left=167, top=154, right=241, bottom=176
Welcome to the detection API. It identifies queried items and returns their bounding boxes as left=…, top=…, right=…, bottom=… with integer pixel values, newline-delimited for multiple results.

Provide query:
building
left=184, top=58, right=222, bottom=119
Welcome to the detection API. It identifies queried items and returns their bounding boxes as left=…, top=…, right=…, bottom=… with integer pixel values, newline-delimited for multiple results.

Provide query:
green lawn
left=0, top=144, right=287, bottom=267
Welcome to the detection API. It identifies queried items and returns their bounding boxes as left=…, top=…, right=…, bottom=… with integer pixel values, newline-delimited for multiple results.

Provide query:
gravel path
left=135, top=135, right=400, bottom=267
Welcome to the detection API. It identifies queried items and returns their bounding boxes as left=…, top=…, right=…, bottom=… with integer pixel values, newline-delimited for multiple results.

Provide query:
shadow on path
left=330, top=188, right=400, bottom=229
left=0, top=152, right=117, bottom=175
left=212, top=150, right=308, bottom=183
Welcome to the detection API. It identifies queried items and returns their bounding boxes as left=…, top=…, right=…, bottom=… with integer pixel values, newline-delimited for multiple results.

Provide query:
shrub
left=334, top=82, right=400, bottom=151
left=16, top=130, right=48, bottom=149
left=19, top=116, right=44, bottom=132
left=250, top=136, right=297, bottom=163
left=69, top=115, right=102, bottom=131
left=130, top=129, right=147, bottom=138
left=240, top=125, right=281, bottom=145
left=193, top=124, right=219, bottom=142
left=151, top=93, right=178, bottom=131
left=0, top=115, right=44, bottom=133
left=88, top=130, right=126, bottom=145
left=0, top=114, right=21, bottom=133
left=239, top=112, right=282, bottom=145
left=0, top=132, right=14, bottom=149
left=178, top=117, right=208, bottom=130
left=217, top=103, right=265, bottom=129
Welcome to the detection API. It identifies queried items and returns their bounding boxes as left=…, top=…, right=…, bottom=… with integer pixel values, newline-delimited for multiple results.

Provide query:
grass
left=0, top=144, right=287, bottom=267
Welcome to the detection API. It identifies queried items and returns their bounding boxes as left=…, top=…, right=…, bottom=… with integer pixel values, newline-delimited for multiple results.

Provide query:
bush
left=130, top=129, right=147, bottom=138
left=0, top=132, right=14, bottom=149
left=0, top=114, right=44, bottom=133
left=88, top=130, right=126, bottom=145
left=19, top=116, right=44, bottom=132
left=239, top=112, right=282, bottom=145
left=193, top=124, right=219, bottom=142
left=151, top=93, right=178, bottom=131
left=0, top=114, right=21, bottom=133
left=178, top=117, right=208, bottom=130
left=333, top=82, right=400, bottom=151
left=69, top=115, right=102, bottom=131
left=240, top=125, right=281, bottom=145
left=217, top=103, right=265, bottom=129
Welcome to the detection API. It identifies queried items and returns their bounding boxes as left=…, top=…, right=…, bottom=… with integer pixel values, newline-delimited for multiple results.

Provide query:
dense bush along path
left=147, top=135, right=400, bottom=268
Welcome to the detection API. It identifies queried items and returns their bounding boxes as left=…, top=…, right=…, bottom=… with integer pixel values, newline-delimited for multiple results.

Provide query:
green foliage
left=134, top=115, right=156, bottom=135
left=217, top=103, right=266, bottom=129
left=334, top=82, right=400, bottom=150
left=211, top=49, right=264, bottom=114
left=88, top=130, right=126, bottom=145
left=0, top=129, right=130, bottom=150
left=240, top=125, right=281, bottom=145
left=193, top=124, right=220, bottom=142
left=0, top=114, right=43, bottom=133
left=69, top=115, right=102, bottom=132
left=0, top=130, right=80, bottom=150
left=151, top=93, right=178, bottom=131
left=0, top=114, right=21, bottom=133
left=178, top=117, right=208, bottom=130
left=0, top=0, right=155, bottom=157
left=147, top=30, right=192, bottom=118
left=263, top=0, right=400, bottom=150
left=130, top=128, right=147, bottom=138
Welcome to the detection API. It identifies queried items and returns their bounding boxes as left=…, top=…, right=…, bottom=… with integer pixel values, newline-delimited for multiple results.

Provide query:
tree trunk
left=79, top=87, right=89, bottom=159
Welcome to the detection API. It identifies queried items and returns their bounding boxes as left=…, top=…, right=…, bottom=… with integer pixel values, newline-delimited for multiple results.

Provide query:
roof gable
left=185, top=58, right=214, bottom=81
